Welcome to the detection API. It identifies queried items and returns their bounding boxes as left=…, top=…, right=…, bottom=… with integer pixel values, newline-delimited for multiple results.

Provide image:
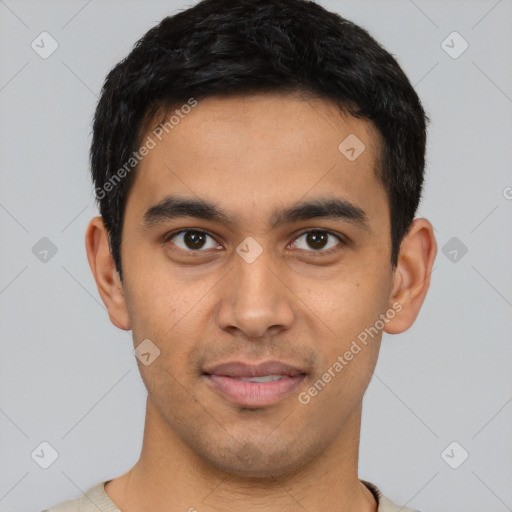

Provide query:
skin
left=86, top=93, right=437, bottom=512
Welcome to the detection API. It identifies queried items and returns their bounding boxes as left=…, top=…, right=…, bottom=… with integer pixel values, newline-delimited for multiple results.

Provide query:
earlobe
left=384, top=218, right=437, bottom=335
left=85, top=216, right=131, bottom=331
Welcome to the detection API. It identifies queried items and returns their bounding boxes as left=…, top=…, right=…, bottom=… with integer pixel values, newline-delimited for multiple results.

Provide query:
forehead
left=125, top=93, right=388, bottom=231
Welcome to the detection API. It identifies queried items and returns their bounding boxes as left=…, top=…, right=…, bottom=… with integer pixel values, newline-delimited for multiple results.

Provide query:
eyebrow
left=142, top=195, right=370, bottom=231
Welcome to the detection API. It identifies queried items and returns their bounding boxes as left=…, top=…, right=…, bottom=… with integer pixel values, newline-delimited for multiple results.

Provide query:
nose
left=216, top=246, right=295, bottom=339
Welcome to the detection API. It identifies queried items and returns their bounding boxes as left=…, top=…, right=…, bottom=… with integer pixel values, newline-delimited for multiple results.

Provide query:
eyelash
left=162, top=228, right=346, bottom=255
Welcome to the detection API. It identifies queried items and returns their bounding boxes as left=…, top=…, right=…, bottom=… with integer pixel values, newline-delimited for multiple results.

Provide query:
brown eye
left=306, top=231, right=328, bottom=250
left=166, top=230, right=218, bottom=251
left=292, top=230, right=342, bottom=252
left=183, top=231, right=206, bottom=249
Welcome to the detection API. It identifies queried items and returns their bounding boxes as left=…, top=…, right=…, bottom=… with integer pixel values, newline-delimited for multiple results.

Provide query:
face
left=118, top=93, right=397, bottom=477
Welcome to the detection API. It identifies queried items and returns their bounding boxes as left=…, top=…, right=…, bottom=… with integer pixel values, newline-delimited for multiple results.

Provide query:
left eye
left=291, top=230, right=342, bottom=252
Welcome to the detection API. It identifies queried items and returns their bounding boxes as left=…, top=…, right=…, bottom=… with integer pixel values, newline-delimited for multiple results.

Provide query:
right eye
left=164, top=229, right=221, bottom=252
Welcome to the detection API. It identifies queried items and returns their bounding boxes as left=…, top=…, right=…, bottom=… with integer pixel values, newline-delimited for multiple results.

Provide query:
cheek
left=294, top=261, right=389, bottom=401
left=298, top=267, right=390, bottom=344
left=123, top=264, right=203, bottom=339
left=123, top=270, right=214, bottom=381
left=297, top=338, right=380, bottom=444
left=300, top=304, right=382, bottom=426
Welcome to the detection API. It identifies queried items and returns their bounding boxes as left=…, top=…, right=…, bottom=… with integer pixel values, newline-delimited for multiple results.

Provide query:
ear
left=384, top=218, right=437, bottom=335
left=85, top=216, right=131, bottom=330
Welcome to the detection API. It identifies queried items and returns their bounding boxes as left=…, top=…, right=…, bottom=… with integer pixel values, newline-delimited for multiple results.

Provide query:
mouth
left=202, top=360, right=307, bottom=408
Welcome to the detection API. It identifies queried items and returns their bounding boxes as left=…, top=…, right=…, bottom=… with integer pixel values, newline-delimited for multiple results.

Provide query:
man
left=45, top=0, right=436, bottom=510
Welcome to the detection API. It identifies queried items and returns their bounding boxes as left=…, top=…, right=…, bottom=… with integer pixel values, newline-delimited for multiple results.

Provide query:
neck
left=105, top=398, right=377, bottom=512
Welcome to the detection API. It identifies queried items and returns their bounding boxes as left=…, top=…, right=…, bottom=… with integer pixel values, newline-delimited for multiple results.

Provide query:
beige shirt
left=43, top=479, right=421, bottom=511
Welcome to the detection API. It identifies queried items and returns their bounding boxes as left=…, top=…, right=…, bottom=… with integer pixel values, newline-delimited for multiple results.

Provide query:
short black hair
left=91, top=0, right=428, bottom=279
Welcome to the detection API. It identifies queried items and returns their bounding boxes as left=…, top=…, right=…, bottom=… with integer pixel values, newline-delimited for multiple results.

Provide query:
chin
left=207, top=454, right=306, bottom=480
left=194, top=435, right=318, bottom=480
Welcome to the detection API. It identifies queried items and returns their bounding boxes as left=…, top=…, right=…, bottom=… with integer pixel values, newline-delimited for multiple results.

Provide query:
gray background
left=1, top=1, right=511, bottom=511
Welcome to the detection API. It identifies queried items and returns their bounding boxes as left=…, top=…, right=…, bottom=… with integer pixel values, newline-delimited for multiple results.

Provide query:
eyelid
left=290, top=229, right=347, bottom=253
left=162, top=228, right=221, bottom=248
left=162, top=228, right=212, bottom=242
left=293, top=227, right=346, bottom=241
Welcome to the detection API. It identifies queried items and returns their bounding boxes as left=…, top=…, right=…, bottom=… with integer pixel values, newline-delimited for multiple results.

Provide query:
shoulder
left=361, top=479, right=425, bottom=512
left=43, top=481, right=118, bottom=512
left=42, top=497, right=80, bottom=512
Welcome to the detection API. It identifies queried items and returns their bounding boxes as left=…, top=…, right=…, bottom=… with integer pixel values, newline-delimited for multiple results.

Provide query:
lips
left=203, top=360, right=305, bottom=378
left=203, top=360, right=307, bottom=407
